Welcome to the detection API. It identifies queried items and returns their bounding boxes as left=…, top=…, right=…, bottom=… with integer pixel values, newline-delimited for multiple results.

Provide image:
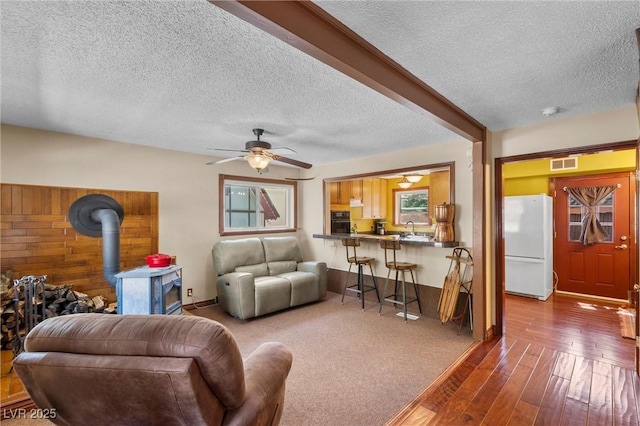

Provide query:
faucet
left=405, top=220, right=415, bottom=236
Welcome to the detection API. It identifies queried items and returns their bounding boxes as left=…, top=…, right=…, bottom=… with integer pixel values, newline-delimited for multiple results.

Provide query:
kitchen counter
left=312, top=233, right=459, bottom=248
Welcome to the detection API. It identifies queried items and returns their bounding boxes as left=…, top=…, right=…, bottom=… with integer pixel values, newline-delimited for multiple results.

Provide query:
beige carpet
left=617, top=307, right=636, bottom=339
left=4, top=292, right=473, bottom=426
left=191, top=291, right=474, bottom=426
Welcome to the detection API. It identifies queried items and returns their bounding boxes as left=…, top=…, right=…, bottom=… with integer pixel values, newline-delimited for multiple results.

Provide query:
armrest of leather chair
left=222, top=342, right=293, bottom=426
left=297, top=261, right=328, bottom=298
left=216, top=272, right=257, bottom=320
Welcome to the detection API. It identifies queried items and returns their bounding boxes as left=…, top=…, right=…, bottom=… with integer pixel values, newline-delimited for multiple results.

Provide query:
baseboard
left=182, top=298, right=217, bottom=311
left=486, top=325, right=496, bottom=341
left=553, top=290, right=628, bottom=304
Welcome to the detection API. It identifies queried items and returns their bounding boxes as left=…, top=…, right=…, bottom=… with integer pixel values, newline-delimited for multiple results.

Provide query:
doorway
left=495, top=141, right=639, bottom=375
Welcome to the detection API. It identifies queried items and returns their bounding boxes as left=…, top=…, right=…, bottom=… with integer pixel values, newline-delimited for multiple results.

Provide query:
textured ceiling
left=2, top=1, right=639, bottom=169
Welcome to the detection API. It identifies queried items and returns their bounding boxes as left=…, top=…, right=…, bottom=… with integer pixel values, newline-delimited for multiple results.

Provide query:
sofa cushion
left=278, top=271, right=320, bottom=306
left=268, top=260, right=297, bottom=276
left=213, top=238, right=265, bottom=275
left=235, top=263, right=269, bottom=277
left=262, top=237, right=303, bottom=263
left=254, top=277, right=292, bottom=317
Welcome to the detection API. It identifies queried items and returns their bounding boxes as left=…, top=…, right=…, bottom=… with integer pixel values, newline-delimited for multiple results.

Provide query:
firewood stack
left=1, top=273, right=115, bottom=351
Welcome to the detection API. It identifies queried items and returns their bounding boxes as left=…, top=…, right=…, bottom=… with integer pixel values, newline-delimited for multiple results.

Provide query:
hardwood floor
left=389, top=293, right=639, bottom=425
left=1, top=349, right=24, bottom=401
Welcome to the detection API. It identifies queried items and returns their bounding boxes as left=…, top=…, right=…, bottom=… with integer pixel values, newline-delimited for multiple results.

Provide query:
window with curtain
left=566, top=185, right=616, bottom=245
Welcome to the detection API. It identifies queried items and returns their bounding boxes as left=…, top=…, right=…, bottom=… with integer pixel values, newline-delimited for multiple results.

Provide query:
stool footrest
left=346, top=284, right=378, bottom=295
left=382, top=294, right=419, bottom=306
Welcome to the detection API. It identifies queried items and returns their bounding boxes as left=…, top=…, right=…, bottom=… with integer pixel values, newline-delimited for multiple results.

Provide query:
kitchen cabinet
left=362, top=178, right=387, bottom=219
left=429, top=170, right=450, bottom=222
left=330, top=182, right=341, bottom=204
left=350, top=180, right=363, bottom=200
left=330, top=180, right=363, bottom=205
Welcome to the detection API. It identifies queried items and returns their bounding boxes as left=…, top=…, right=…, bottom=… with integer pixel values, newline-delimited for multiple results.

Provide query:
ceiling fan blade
left=206, top=156, right=243, bottom=165
left=272, top=155, right=312, bottom=169
left=285, top=176, right=315, bottom=181
left=207, top=147, right=249, bottom=153
left=271, top=146, right=297, bottom=155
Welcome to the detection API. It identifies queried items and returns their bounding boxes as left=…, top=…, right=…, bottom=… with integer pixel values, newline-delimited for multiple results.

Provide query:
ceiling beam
left=210, top=0, right=486, bottom=142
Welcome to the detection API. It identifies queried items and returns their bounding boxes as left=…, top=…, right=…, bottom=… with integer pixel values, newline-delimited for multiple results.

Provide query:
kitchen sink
left=400, top=234, right=433, bottom=242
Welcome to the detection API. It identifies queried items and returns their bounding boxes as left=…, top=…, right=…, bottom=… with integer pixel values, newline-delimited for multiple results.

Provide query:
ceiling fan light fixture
left=245, top=153, right=272, bottom=170
left=397, top=177, right=412, bottom=189
left=405, top=173, right=423, bottom=183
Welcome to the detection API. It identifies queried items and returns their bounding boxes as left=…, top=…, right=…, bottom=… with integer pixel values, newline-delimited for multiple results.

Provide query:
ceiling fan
left=207, top=128, right=312, bottom=173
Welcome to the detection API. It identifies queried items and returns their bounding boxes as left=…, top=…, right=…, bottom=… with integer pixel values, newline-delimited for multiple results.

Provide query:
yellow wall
left=503, top=149, right=636, bottom=196
left=350, top=175, right=437, bottom=234
left=384, top=175, right=432, bottom=233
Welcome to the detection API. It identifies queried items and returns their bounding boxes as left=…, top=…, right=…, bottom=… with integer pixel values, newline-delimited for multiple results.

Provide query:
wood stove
left=115, top=265, right=183, bottom=315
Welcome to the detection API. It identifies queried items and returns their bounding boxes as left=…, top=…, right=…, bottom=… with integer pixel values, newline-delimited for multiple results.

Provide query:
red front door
left=553, top=172, right=635, bottom=300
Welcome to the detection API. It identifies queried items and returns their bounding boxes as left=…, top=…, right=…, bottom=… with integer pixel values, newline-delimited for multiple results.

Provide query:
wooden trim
left=218, top=174, right=298, bottom=236
left=323, top=162, right=454, bottom=183
left=209, top=1, right=485, bottom=142
left=182, top=299, right=218, bottom=310
left=493, top=156, right=505, bottom=337
left=500, top=139, right=638, bottom=163
left=471, top=137, right=486, bottom=341
left=485, top=324, right=496, bottom=341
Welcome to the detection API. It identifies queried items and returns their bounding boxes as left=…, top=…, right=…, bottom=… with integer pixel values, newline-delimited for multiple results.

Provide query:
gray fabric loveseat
left=213, top=236, right=327, bottom=320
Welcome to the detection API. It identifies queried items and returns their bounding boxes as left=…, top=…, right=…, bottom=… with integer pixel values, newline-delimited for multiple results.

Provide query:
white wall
left=492, top=105, right=639, bottom=158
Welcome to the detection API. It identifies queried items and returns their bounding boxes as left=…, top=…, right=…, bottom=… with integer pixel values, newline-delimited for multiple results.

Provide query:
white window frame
left=219, top=174, right=297, bottom=236
left=393, top=186, right=430, bottom=226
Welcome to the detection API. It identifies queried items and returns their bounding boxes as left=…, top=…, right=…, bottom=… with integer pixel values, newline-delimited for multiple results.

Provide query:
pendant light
left=405, top=173, right=423, bottom=183
left=397, top=177, right=412, bottom=189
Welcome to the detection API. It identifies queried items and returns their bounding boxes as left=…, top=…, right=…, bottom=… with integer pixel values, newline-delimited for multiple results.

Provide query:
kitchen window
left=393, top=187, right=430, bottom=226
left=219, top=174, right=297, bottom=235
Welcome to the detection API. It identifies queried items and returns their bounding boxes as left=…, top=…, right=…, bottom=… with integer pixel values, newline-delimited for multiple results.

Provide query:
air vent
left=550, top=157, right=578, bottom=171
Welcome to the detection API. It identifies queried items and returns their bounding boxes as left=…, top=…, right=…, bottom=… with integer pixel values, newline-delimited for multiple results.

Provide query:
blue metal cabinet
left=115, top=265, right=182, bottom=315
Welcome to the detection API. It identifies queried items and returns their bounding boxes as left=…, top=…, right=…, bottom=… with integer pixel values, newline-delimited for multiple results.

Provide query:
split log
left=1, top=277, right=112, bottom=350
left=92, top=296, right=105, bottom=312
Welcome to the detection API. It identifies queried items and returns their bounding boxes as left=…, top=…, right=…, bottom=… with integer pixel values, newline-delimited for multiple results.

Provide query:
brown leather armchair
left=13, top=314, right=293, bottom=426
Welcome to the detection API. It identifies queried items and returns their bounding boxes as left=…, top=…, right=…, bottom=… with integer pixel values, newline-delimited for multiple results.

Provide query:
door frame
left=494, top=139, right=639, bottom=339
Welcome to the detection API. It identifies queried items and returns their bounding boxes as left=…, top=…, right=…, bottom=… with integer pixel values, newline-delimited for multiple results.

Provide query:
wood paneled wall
left=1, top=184, right=158, bottom=302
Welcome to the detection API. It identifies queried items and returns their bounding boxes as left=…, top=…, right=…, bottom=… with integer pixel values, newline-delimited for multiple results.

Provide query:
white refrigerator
left=504, top=194, right=553, bottom=301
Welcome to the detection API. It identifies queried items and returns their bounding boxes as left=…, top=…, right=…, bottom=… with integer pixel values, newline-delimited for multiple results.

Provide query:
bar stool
left=341, top=238, right=379, bottom=310
left=378, top=239, right=422, bottom=322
